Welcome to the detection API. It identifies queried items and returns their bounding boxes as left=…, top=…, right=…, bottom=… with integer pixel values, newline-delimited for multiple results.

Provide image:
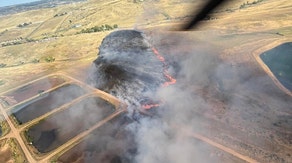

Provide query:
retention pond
left=260, top=42, right=292, bottom=90
left=12, top=84, right=87, bottom=125
left=2, top=75, right=66, bottom=107
left=57, top=115, right=135, bottom=163
left=26, top=96, right=116, bottom=154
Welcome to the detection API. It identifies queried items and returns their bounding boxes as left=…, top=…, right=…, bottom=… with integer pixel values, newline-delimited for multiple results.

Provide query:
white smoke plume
left=123, top=29, right=292, bottom=163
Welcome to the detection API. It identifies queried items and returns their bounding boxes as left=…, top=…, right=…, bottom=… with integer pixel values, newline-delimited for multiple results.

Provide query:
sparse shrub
left=240, top=3, right=246, bottom=9
left=275, top=32, right=284, bottom=36
left=105, top=24, right=113, bottom=30
left=1, top=43, right=8, bottom=47
left=54, top=12, right=68, bottom=17
left=13, top=41, right=21, bottom=45
left=32, top=59, right=40, bottom=63
left=78, top=24, right=118, bottom=34
left=25, top=38, right=35, bottom=42
left=24, top=130, right=33, bottom=143
left=240, top=0, right=265, bottom=9
left=17, top=22, right=32, bottom=28
left=0, top=63, right=7, bottom=68
left=44, top=56, right=55, bottom=62
left=225, top=8, right=234, bottom=12
left=38, top=90, right=45, bottom=96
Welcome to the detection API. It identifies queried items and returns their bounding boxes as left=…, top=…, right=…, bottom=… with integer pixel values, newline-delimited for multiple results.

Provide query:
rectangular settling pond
left=2, top=75, right=66, bottom=107
left=26, top=96, right=116, bottom=154
left=11, top=84, right=87, bottom=125
left=260, top=42, right=292, bottom=90
left=57, top=115, right=135, bottom=163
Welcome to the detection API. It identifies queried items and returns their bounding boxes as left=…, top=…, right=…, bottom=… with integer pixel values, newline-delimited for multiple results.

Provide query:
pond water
left=26, top=96, right=116, bottom=153
left=260, top=42, right=292, bottom=91
left=12, top=84, right=87, bottom=125
left=57, top=114, right=135, bottom=163
left=3, top=75, right=66, bottom=107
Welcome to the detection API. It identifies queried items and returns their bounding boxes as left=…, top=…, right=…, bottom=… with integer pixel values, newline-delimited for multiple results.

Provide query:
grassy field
left=0, top=138, right=27, bottom=163
left=0, top=0, right=290, bottom=91
left=0, top=115, right=9, bottom=137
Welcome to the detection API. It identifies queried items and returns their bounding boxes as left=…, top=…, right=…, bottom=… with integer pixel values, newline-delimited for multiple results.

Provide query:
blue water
left=260, top=42, right=292, bottom=91
left=0, top=0, right=41, bottom=7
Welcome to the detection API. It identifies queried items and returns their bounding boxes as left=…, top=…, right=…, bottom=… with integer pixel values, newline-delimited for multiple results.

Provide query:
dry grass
left=0, top=115, right=10, bottom=137
left=0, top=138, right=27, bottom=163
left=0, top=0, right=291, bottom=89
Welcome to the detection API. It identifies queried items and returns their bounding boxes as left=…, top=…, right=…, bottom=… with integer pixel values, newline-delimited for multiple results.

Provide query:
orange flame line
left=163, top=72, right=177, bottom=87
left=142, top=103, right=161, bottom=110
left=151, top=47, right=176, bottom=87
left=141, top=48, right=176, bottom=110
left=152, top=48, right=165, bottom=62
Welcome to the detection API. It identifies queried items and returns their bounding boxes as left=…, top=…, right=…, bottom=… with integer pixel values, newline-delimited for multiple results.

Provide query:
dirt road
left=40, top=109, right=125, bottom=163
left=182, top=128, right=259, bottom=163
left=0, top=104, right=36, bottom=163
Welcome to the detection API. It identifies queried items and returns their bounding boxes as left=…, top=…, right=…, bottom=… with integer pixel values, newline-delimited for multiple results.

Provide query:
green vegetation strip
left=0, top=118, right=10, bottom=137
left=240, top=0, right=265, bottom=9
left=77, top=24, right=118, bottom=34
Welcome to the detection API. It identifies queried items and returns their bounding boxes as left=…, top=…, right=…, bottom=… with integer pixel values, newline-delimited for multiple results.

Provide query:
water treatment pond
left=57, top=115, right=135, bottom=163
left=12, top=84, right=87, bottom=125
left=2, top=75, right=66, bottom=107
left=260, top=42, right=292, bottom=90
left=26, top=96, right=116, bottom=154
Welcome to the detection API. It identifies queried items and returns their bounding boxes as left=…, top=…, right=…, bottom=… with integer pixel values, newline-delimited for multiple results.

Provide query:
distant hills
left=0, top=0, right=86, bottom=16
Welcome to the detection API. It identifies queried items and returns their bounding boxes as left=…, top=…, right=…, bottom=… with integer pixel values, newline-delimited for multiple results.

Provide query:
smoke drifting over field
left=89, top=28, right=292, bottom=163
left=126, top=32, right=222, bottom=163
left=88, top=29, right=224, bottom=162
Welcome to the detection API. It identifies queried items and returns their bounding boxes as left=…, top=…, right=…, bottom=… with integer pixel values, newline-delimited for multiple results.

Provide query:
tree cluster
left=44, top=56, right=55, bottom=62
left=54, top=12, right=68, bottom=17
left=240, top=0, right=264, bottom=9
left=77, top=24, right=118, bottom=34
left=17, top=22, right=32, bottom=27
left=1, top=41, right=22, bottom=47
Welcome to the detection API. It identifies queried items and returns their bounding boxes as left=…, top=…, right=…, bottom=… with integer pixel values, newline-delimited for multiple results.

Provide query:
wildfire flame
left=151, top=47, right=177, bottom=87
left=142, top=103, right=161, bottom=109
left=142, top=47, right=177, bottom=110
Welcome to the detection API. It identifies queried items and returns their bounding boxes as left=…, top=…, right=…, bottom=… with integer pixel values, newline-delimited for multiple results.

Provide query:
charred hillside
left=88, top=30, right=169, bottom=107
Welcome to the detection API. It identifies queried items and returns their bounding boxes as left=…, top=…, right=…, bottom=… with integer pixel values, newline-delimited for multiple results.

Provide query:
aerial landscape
left=0, top=0, right=291, bottom=162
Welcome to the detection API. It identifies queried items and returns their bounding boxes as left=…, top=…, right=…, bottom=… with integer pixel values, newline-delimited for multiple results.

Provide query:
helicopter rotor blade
left=182, top=0, right=228, bottom=30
